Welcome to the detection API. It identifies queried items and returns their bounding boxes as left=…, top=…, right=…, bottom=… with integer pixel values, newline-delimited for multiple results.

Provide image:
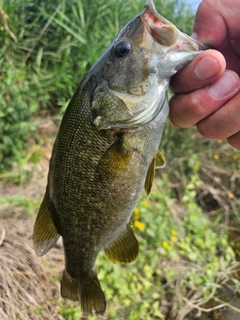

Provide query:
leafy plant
left=0, top=61, right=38, bottom=172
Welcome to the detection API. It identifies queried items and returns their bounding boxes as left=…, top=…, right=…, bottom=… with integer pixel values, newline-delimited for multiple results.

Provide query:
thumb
left=192, top=1, right=227, bottom=46
left=192, top=0, right=240, bottom=46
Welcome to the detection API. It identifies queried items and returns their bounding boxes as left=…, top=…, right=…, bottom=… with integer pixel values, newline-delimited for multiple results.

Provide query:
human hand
left=169, top=0, right=240, bottom=150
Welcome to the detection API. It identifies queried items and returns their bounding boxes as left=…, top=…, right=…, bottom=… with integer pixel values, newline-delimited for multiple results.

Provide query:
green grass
left=0, top=195, right=41, bottom=216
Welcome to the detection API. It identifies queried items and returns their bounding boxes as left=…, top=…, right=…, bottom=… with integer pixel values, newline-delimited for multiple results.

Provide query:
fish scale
left=33, top=0, right=208, bottom=315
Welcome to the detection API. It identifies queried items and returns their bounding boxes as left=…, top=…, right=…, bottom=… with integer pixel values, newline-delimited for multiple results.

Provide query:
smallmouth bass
left=33, top=0, right=208, bottom=315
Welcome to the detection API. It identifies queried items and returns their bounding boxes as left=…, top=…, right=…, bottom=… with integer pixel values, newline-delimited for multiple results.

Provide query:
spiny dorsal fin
left=104, top=223, right=139, bottom=263
left=155, top=150, right=166, bottom=168
left=61, top=270, right=106, bottom=315
left=144, top=150, right=166, bottom=196
left=33, top=192, right=60, bottom=256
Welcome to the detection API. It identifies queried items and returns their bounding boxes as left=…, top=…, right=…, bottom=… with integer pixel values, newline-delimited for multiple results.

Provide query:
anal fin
left=33, top=192, right=60, bottom=256
left=104, top=223, right=139, bottom=263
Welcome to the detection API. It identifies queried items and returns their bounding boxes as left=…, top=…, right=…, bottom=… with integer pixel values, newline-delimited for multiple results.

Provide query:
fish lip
left=141, top=0, right=209, bottom=52
left=141, top=0, right=178, bottom=47
left=143, top=0, right=170, bottom=26
left=174, top=32, right=210, bottom=52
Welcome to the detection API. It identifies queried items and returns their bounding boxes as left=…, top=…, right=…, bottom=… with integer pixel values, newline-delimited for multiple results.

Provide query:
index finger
left=170, top=49, right=226, bottom=94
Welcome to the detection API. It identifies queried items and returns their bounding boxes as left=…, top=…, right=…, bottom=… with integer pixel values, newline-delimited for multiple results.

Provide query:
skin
left=169, top=0, right=240, bottom=150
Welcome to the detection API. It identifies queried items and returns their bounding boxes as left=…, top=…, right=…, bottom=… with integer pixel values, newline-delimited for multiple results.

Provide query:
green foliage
left=0, top=61, right=38, bottom=172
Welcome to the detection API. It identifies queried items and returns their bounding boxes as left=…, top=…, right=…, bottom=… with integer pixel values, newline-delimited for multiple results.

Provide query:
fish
left=33, top=0, right=208, bottom=315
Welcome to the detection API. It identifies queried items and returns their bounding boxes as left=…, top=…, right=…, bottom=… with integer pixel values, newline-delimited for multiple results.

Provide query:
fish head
left=92, top=0, right=208, bottom=130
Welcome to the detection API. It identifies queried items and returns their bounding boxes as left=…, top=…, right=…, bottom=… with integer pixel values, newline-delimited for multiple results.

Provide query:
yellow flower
left=134, top=221, right=139, bottom=228
left=171, top=229, right=177, bottom=236
left=171, top=236, right=178, bottom=243
left=134, top=220, right=145, bottom=231
left=162, top=240, right=169, bottom=248
left=138, top=222, right=145, bottom=231
left=217, top=140, right=223, bottom=144
left=134, top=208, right=139, bottom=215
left=233, top=155, right=238, bottom=160
left=213, top=154, right=219, bottom=160
left=228, top=193, right=234, bottom=199
left=143, top=200, right=149, bottom=206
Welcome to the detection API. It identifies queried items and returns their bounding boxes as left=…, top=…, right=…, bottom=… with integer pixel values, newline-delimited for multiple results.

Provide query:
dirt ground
left=0, top=117, right=67, bottom=320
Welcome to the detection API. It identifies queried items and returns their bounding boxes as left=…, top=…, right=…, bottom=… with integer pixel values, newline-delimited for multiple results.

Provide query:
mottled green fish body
left=33, top=0, right=207, bottom=315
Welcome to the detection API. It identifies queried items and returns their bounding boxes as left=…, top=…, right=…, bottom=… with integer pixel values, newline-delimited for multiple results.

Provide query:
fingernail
left=194, top=55, right=220, bottom=80
left=208, top=72, right=239, bottom=99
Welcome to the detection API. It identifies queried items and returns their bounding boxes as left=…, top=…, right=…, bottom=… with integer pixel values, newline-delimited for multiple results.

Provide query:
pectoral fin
left=97, top=137, right=133, bottom=178
left=104, top=223, right=139, bottom=263
left=144, top=150, right=166, bottom=196
left=33, top=192, right=60, bottom=256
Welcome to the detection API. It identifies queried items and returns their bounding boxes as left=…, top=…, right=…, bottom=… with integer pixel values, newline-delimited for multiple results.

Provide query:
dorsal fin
left=144, top=156, right=155, bottom=197
left=144, top=150, right=166, bottom=196
left=33, top=192, right=60, bottom=256
left=155, top=150, right=166, bottom=168
left=104, top=223, right=139, bottom=263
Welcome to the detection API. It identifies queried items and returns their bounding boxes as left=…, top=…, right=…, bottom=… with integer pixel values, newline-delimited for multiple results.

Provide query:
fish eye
left=113, top=40, right=132, bottom=58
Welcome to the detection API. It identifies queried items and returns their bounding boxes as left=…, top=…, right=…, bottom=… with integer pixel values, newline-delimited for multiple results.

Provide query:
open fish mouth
left=142, top=0, right=208, bottom=52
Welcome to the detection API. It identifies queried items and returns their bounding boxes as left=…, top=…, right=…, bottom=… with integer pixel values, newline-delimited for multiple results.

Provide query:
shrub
left=0, top=61, right=38, bottom=172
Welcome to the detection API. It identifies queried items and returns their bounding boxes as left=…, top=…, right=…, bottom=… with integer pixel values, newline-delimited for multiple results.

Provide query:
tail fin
left=61, top=271, right=80, bottom=301
left=61, top=270, right=106, bottom=315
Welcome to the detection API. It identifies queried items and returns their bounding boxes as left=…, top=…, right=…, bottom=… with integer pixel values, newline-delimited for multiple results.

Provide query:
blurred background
left=188, top=0, right=201, bottom=12
left=0, top=1, right=240, bottom=319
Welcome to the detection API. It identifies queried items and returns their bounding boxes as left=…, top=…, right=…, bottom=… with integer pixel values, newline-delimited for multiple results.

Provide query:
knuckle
left=227, top=136, right=240, bottom=150
left=197, top=120, right=216, bottom=139
left=197, top=122, right=211, bottom=138
left=186, top=94, right=207, bottom=120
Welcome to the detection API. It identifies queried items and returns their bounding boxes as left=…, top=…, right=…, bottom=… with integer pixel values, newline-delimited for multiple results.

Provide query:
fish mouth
left=141, top=0, right=209, bottom=52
